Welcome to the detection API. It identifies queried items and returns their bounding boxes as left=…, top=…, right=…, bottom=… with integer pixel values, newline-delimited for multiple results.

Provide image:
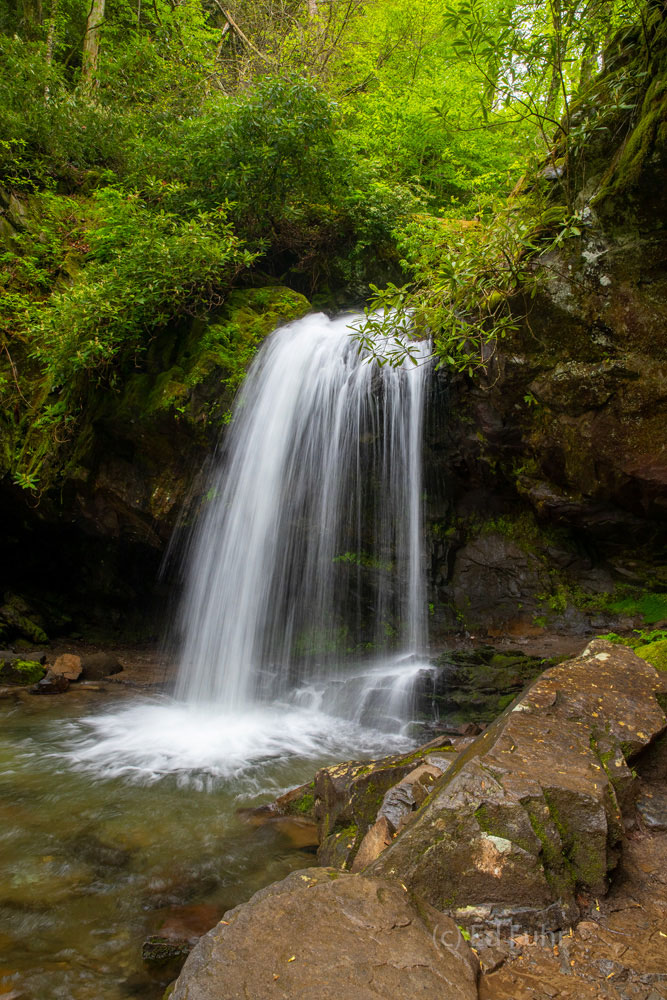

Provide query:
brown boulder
left=171, top=868, right=479, bottom=1000
left=350, top=816, right=393, bottom=872
left=81, top=652, right=124, bottom=680
left=51, top=654, right=82, bottom=681
left=369, top=641, right=667, bottom=932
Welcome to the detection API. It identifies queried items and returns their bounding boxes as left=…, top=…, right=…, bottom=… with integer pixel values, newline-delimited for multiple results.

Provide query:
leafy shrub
left=32, top=188, right=257, bottom=386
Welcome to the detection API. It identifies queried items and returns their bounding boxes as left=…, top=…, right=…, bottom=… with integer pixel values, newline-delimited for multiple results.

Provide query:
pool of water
left=0, top=689, right=411, bottom=1000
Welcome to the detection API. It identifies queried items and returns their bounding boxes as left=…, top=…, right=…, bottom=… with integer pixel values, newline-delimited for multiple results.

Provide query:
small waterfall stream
left=175, top=311, right=432, bottom=726
left=56, top=310, right=432, bottom=786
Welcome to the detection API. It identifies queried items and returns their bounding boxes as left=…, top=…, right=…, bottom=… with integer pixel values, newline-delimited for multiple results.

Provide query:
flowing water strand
left=174, top=311, right=431, bottom=716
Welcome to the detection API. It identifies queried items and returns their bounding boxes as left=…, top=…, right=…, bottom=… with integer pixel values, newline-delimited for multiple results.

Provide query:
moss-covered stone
left=635, top=638, right=667, bottom=672
left=424, top=646, right=561, bottom=727
left=0, top=597, right=48, bottom=645
left=311, top=736, right=455, bottom=870
left=0, top=658, right=46, bottom=685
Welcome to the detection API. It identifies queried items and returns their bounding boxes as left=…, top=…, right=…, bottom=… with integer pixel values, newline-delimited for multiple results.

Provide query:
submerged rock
left=142, top=935, right=191, bottom=966
left=368, top=640, right=667, bottom=932
left=31, top=669, right=70, bottom=694
left=170, top=867, right=479, bottom=1000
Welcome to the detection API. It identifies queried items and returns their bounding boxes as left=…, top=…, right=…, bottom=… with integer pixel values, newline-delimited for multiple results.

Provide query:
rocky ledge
left=171, top=640, right=667, bottom=999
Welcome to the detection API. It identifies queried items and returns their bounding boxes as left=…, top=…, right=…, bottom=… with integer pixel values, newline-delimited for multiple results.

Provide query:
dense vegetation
left=0, top=0, right=660, bottom=489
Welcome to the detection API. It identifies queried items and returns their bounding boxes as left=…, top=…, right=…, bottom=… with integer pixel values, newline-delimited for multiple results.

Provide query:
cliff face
left=427, top=9, right=667, bottom=637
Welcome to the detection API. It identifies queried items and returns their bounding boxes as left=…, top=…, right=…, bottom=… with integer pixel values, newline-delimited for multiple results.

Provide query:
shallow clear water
left=0, top=689, right=412, bottom=1000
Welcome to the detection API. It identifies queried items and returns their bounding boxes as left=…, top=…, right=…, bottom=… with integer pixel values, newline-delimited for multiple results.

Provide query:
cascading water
left=60, top=310, right=432, bottom=784
left=174, top=311, right=432, bottom=726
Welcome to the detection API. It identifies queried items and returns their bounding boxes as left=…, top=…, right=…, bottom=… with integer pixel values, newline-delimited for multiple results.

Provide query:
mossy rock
left=635, top=639, right=667, bottom=672
left=0, top=659, right=46, bottom=685
left=141, top=935, right=191, bottom=966
left=134, top=285, right=312, bottom=424
left=369, top=641, right=665, bottom=931
left=312, top=736, right=454, bottom=870
left=0, top=596, right=49, bottom=645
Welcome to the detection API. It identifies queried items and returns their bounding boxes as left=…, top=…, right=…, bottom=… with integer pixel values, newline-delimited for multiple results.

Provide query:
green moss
left=296, top=793, right=315, bottom=814
left=473, top=804, right=535, bottom=854
left=634, top=638, right=667, bottom=672
left=332, top=551, right=394, bottom=572
left=524, top=799, right=575, bottom=896
left=0, top=600, right=48, bottom=644
left=595, top=77, right=667, bottom=206
left=0, top=659, right=46, bottom=685
left=574, top=587, right=667, bottom=626
left=542, top=790, right=606, bottom=889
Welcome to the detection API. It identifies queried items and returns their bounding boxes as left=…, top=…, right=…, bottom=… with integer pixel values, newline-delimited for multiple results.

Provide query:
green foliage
left=352, top=205, right=584, bottom=372
left=606, top=592, right=667, bottom=624
left=32, top=188, right=256, bottom=387
left=0, top=36, right=130, bottom=188
left=0, top=0, right=658, bottom=493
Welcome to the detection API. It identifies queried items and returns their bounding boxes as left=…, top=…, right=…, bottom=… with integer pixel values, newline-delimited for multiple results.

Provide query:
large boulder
left=368, top=641, right=667, bottom=932
left=171, top=867, right=479, bottom=1000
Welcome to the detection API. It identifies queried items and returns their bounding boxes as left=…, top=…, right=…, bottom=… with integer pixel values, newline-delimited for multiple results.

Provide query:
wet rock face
left=449, top=535, right=550, bottom=629
left=368, top=641, right=667, bottom=932
left=424, top=20, right=667, bottom=632
left=419, top=647, right=557, bottom=729
left=171, top=868, right=479, bottom=1000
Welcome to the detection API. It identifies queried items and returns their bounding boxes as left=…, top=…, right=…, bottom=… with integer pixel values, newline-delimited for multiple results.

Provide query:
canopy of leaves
left=0, top=0, right=659, bottom=488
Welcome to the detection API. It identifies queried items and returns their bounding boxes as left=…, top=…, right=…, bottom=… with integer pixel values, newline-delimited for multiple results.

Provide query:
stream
left=0, top=688, right=411, bottom=1000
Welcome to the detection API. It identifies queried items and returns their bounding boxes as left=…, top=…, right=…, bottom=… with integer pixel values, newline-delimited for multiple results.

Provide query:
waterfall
left=174, top=311, right=431, bottom=722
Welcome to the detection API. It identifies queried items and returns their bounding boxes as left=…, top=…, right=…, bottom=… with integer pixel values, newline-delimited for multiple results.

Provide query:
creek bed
left=0, top=689, right=409, bottom=1000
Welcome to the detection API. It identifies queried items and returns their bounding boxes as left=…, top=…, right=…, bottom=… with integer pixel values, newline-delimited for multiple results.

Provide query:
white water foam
left=59, top=698, right=414, bottom=786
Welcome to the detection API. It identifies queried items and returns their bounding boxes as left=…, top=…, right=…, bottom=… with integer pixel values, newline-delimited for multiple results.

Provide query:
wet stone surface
left=478, top=727, right=667, bottom=1000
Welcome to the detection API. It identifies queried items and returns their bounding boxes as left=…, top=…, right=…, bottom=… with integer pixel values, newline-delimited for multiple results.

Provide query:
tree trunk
left=308, top=0, right=318, bottom=18
left=545, top=0, right=565, bottom=119
left=45, top=0, right=57, bottom=66
left=81, top=0, right=105, bottom=95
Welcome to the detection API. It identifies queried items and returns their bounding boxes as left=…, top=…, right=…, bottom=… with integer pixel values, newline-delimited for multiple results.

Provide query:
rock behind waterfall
left=170, top=868, right=478, bottom=1000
